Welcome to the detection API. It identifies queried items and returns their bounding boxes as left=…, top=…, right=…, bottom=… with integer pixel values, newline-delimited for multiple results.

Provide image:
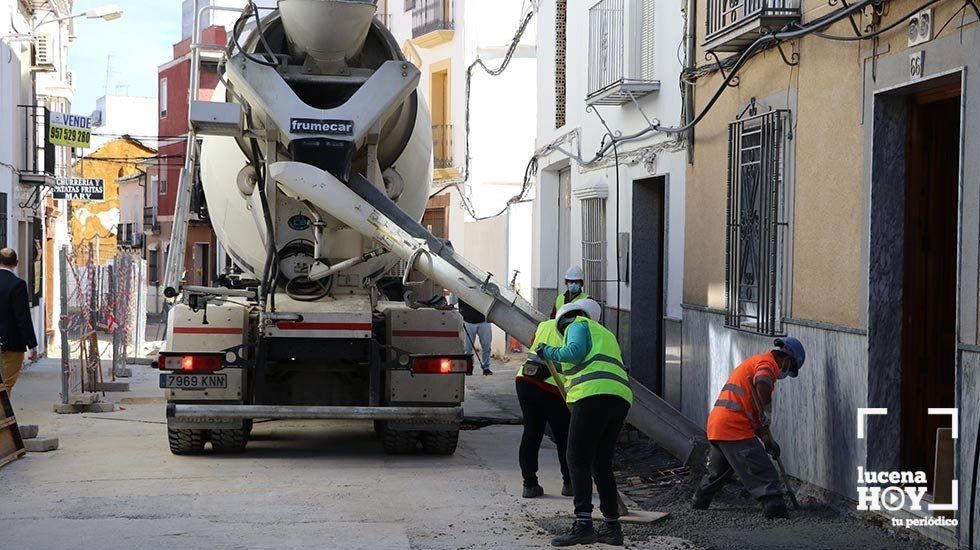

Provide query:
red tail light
left=159, top=353, right=223, bottom=372
left=412, top=356, right=472, bottom=375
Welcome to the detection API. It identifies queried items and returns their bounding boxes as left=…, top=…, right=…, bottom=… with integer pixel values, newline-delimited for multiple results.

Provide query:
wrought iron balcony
left=704, top=0, right=800, bottom=52
left=432, top=124, right=453, bottom=169
left=412, top=0, right=454, bottom=46
left=117, top=223, right=144, bottom=248
left=17, top=104, right=56, bottom=186
left=586, top=0, right=660, bottom=106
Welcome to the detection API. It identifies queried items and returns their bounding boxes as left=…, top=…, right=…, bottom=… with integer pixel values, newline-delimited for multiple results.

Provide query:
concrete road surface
left=0, top=358, right=687, bottom=550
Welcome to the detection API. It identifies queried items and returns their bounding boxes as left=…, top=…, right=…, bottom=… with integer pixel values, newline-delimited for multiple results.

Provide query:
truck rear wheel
left=380, top=423, right=419, bottom=454
left=210, top=427, right=249, bottom=453
left=168, top=428, right=206, bottom=455
left=420, top=429, right=459, bottom=455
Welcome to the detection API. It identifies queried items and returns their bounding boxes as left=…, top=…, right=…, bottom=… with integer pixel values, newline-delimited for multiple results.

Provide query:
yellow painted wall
left=684, top=0, right=975, bottom=326
left=70, top=138, right=155, bottom=265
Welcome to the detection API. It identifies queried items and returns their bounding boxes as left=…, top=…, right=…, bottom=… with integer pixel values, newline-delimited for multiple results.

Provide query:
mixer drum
left=198, top=11, right=433, bottom=281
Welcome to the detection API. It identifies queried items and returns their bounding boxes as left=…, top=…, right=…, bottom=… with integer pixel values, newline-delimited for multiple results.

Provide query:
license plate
left=160, top=373, right=227, bottom=390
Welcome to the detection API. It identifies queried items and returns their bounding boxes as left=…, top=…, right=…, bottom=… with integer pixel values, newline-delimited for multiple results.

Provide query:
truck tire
left=168, top=428, right=206, bottom=455
left=380, top=424, right=419, bottom=454
left=210, top=427, right=249, bottom=453
left=420, top=430, right=459, bottom=455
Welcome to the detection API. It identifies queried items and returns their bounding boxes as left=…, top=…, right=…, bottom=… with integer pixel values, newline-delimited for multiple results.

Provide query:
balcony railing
left=705, top=0, right=800, bottom=51
left=432, top=124, right=452, bottom=169
left=586, top=0, right=660, bottom=105
left=17, top=105, right=55, bottom=184
left=412, top=0, right=453, bottom=39
left=143, top=207, right=160, bottom=234
left=117, top=223, right=144, bottom=248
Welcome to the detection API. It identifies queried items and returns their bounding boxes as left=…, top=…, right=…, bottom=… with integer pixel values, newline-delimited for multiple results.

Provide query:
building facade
left=387, top=0, right=539, bottom=354
left=682, top=0, right=979, bottom=543
left=531, top=0, right=687, bottom=395
left=0, top=0, right=79, bottom=354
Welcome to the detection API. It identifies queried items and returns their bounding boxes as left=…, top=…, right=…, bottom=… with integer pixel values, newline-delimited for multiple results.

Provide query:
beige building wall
left=683, top=0, right=970, bottom=327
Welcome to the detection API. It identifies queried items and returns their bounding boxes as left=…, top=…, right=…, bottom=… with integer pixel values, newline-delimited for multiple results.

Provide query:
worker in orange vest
left=690, top=337, right=805, bottom=519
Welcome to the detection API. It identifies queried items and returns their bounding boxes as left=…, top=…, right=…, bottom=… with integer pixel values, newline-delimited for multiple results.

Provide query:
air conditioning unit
left=908, top=8, right=933, bottom=47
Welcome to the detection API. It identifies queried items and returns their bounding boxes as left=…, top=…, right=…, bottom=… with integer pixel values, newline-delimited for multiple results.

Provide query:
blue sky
left=67, top=0, right=182, bottom=115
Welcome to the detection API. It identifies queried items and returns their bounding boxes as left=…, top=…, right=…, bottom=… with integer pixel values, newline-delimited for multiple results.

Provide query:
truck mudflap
left=167, top=404, right=463, bottom=423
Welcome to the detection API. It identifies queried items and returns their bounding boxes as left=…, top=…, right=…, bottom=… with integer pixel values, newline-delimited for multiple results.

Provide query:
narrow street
left=0, top=356, right=943, bottom=550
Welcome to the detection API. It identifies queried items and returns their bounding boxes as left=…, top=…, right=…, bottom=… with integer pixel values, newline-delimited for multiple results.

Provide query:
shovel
left=746, top=376, right=800, bottom=510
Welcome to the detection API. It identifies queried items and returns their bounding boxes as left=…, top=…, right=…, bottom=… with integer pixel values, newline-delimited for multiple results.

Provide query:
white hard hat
left=565, top=266, right=585, bottom=281
left=556, top=298, right=602, bottom=323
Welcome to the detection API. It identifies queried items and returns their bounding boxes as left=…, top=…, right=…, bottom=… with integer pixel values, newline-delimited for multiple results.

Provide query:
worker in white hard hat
left=536, top=298, right=632, bottom=547
left=550, top=266, right=589, bottom=318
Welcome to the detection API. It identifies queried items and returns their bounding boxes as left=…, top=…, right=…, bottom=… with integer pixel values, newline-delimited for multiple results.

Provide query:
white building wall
left=532, top=0, right=687, bottom=344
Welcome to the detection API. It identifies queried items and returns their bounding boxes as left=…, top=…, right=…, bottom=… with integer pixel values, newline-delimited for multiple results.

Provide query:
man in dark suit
left=0, top=248, right=38, bottom=392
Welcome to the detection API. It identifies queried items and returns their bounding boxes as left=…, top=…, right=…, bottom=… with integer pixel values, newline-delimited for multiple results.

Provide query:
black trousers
left=697, top=438, right=782, bottom=501
left=567, top=394, right=630, bottom=519
left=516, top=378, right=571, bottom=486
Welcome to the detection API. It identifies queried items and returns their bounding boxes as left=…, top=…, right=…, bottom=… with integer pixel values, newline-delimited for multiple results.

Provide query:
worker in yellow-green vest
left=517, top=319, right=572, bottom=499
left=536, top=298, right=633, bottom=547
left=550, top=266, right=589, bottom=318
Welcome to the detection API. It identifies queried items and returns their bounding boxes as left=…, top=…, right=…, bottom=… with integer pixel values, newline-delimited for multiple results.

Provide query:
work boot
left=483, top=367, right=494, bottom=376
left=551, top=521, right=597, bottom=547
left=762, top=497, right=789, bottom=519
left=561, top=480, right=574, bottom=497
left=596, top=521, right=624, bottom=546
left=690, top=490, right=711, bottom=510
left=523, top=484, right=544, bottom=498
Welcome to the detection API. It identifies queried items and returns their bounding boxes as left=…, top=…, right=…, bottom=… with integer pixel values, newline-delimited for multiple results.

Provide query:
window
left=159, top=171, right=168, bottom=195
left=725, top=108, right=791, bottom=335
left=581, top=197, right=607, bottom=303
left=159, top=78, right=168, bottom=118
left=404, top=0, right=415, bottom=11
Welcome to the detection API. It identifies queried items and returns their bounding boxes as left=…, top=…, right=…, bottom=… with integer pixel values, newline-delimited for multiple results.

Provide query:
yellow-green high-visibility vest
left=562, top=317, right=632, bottom=405
left=555, top=291, right=590, bottom=311
left=518, top=319, right=565, bottom=388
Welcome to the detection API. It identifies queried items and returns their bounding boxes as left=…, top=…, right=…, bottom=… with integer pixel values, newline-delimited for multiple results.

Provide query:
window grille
left=588, top=0, right=625, bottom=96
left=725, top=109, right=790, bottom=335
left=581, top=197, right=607, bottom=303
left=587, top=0, right=659, bottom=104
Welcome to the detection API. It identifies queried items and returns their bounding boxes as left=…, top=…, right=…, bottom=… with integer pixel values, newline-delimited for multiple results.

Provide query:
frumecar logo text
left=290, top=118, right=354, bottom=136
left=856, top=408, right=958, bottom=529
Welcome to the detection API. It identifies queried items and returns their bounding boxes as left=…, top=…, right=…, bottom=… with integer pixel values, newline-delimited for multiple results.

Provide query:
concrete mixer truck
left=160, top=0, right=705, bottom=462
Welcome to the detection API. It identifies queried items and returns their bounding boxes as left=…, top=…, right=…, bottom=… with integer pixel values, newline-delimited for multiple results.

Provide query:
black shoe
left=690, top=491, right=711, bottom=510
left=551, top=522, right=597, bottom=547
left=482, top=368, right=493, bottom=376
left=762, top=497, right=789, bottom=519
left=561, top=480, right=574, bottom=497
left=596, top=521, right=624, bottom=546
left=523, top=484, right=544, bottom=498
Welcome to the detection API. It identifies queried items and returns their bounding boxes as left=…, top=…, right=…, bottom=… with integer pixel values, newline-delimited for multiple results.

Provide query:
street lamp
left=39, top=5, right=125, bottom=26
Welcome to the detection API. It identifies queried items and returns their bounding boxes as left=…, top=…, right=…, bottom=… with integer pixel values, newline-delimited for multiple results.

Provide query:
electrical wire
left=231, top=4, right=278, bottom=68
left=810, top=0, right=944, bottom=40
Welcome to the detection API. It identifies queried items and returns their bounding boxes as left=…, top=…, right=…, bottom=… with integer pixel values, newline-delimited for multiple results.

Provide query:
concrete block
left=85, top=402, right=116, bottom=413
left=94, top=381, right=130, bottom=392
left=18, top=424, right=39, bottom=439
left=68, top=393, right=99, bottom=405
left=113, top=366, right=133, bottom=378
left=24, top=437, right=59, bottom=452
left=53, top=403, right=84, bottom=414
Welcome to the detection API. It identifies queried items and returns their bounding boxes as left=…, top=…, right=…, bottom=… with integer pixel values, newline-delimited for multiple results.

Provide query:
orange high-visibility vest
left=705, top=353, right=782, bottom=441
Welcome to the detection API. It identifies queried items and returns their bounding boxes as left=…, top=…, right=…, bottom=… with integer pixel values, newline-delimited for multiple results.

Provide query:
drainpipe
left=685, top=0, right=697, bottom=164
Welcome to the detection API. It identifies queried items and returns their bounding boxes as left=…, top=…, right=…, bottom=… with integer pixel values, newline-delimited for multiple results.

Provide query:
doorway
left=900, top=84, right=960, bottom=484
left=630, top=176, right=666, bottom=395
left=868, top=74, right=960, bottom=485
left=556, top=167, right=572, bottom=286
left=193, top=242, right=210, bottom=286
